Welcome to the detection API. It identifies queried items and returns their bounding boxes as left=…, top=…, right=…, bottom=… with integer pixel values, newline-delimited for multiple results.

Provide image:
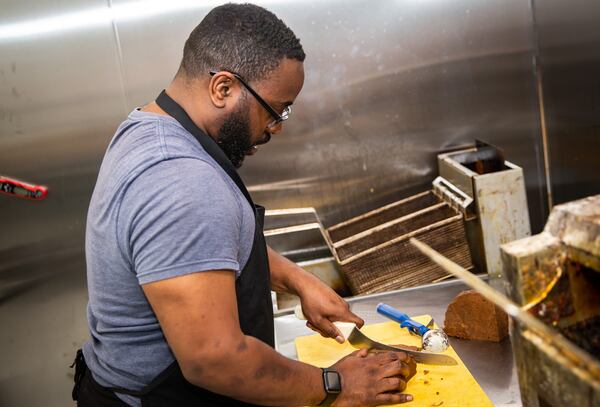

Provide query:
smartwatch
left=319, top=368, right=341, bottom=406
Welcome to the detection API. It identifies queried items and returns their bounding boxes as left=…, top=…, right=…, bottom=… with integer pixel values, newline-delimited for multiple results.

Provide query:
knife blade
left=347, top=326, right=457, bottom=366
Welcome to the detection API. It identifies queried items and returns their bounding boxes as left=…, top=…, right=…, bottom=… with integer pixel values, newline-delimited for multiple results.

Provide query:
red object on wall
left=0, top=175, right=48, bottom=201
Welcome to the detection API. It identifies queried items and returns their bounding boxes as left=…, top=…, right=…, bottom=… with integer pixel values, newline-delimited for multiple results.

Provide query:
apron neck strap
left=155, top=90, right=255, bottom=208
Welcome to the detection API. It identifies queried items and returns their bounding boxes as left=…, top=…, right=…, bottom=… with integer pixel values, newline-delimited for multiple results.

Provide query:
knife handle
left=376, top=303, right=429, bottom=336
left=294, top=304, right=355, bottom=341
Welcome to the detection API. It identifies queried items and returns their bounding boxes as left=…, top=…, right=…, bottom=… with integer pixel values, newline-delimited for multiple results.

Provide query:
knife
left=345, top=325, right=457, bottom=365
left=294, top=305, right=457, bottom=366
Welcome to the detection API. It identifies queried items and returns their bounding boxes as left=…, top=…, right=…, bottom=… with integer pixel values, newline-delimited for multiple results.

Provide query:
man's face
left=216, top=58, right=304, bottom=168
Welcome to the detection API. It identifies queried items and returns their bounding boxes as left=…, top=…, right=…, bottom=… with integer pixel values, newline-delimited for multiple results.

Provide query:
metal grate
left=326, top=191, right=473, bottom=295
left=327, top=191, right=439, bottom=242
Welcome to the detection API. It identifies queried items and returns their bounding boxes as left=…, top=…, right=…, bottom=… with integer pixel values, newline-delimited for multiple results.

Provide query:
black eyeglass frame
left=209, top=70, right=290, bottom=128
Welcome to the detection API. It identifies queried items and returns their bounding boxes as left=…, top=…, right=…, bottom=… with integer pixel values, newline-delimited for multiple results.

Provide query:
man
left=74, top=3, right=416, bottom=406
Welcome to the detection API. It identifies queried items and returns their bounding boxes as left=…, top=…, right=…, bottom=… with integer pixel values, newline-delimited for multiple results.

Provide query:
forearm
left=268, top=245, right=315, bottom=296
left=185, top=334, right=325, bottom=406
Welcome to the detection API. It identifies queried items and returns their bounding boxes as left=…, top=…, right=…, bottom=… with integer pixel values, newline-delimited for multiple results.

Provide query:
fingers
left=376, top=376, right=407, bottom=393
left=330, top=301, right=364, bottom=328
left=306, top=321, right=322, bottom=334
left=375, top=393, right=414, bottom=404
left=308, top=319, right=344, bottom=344
left=406, top=357, right=417, bottom=380
left=382, top=360, right=412, bottom=380
left=373, top=353, right=412, bottom=379
left=345, top=309, right=365, bottom=328
left=322, top=320, right=345, bottom=343
left=344, top=349, right=368, bottom=359
left=370, top=351, right=410, bottom=364
left=306, top=321, right=332, bottom=338
left=331, top=349, right=416, bottom=407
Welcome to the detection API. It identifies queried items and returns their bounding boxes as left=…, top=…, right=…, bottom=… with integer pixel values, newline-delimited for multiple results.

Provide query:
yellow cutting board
left=295, top=315, right=492, bottom=407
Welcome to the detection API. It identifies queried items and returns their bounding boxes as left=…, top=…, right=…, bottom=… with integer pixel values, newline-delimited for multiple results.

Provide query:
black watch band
left=319, top=368, right=341, bottom=406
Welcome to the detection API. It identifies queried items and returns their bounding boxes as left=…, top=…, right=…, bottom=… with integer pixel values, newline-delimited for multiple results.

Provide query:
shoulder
left=120, top=158, right=254, bottom=283
left=126, top=157, right=247, bottom=217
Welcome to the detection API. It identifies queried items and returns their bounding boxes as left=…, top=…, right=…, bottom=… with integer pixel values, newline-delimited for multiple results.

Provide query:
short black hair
left=178, top=3, right=305, bottom=82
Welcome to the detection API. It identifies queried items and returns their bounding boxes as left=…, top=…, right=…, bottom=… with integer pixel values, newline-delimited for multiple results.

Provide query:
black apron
left=73, top=90, right=275, bottom=406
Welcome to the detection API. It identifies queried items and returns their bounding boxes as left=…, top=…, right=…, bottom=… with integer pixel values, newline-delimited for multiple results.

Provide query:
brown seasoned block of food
left=444, top=290, right=509, bottom=342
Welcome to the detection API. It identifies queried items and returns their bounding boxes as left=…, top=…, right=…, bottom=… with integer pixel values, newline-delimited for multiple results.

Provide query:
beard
left=216, top=101, right=253, bottom=169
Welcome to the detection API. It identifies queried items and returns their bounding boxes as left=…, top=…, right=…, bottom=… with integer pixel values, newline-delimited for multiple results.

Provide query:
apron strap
left=155, top=90, right=255, bottom=209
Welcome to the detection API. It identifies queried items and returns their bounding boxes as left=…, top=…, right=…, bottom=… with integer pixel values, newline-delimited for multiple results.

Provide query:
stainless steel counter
left=274, top=279, right=522, bottom=406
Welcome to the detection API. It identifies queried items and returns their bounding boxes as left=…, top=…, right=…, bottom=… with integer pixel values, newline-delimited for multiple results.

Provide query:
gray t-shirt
left=82, top=109, right=255, bottom=406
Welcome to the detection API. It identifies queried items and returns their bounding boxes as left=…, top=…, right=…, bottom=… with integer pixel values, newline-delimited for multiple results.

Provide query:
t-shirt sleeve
left=118, top=158, right=247, bottom=285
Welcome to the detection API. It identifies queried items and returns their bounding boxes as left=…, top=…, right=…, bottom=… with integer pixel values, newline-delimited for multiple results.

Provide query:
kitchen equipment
left=500, top=195, right=600, bottom=407
left=435, top=141, right=530, bottom=280
left=324, top=142, right=531, bottom=295
left=377, top=303, right=449, bottom=353
left=411, top=199, right=600, bottom=407
left=325, top=190, right=472, bottom=295
left=296, top=316, right=493, bottom=407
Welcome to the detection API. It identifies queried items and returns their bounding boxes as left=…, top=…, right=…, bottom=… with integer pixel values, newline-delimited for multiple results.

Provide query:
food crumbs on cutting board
left=436, top=392, right=440, bottom=395
left=423, top=369, right=429, bottom=375
left=424, top=380, right=429, bottom=384
left=430, top=402, right=444, bottom=406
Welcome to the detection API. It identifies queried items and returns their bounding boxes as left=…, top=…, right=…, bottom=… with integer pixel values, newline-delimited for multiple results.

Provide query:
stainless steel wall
left=532, top=0, right=600, bottom=206
left=0, top=0, right=586, bottom=405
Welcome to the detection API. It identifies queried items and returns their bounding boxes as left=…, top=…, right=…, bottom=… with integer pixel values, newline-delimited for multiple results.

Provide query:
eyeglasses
left=209, top=70, right=291, bottom=129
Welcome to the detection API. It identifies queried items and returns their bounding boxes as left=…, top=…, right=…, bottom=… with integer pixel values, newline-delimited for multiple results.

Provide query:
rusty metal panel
left=501, top=195, right=600, bottom=407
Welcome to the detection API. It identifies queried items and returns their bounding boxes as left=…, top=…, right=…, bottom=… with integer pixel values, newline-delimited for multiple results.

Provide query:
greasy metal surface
left=544, top=195, right=600, bottom=259
left=532, top=0, right=600, bottom=208
left=438, top=148, right=478, bottom=199
left=274, top=279, right=522, bottom=406
left=439, top=149, right=532, bottom=278
left=473, top=161, right=532, bottom=278
left=501, top=195, right=600, bottom=407
left=433, top=176, right=475, bottom=219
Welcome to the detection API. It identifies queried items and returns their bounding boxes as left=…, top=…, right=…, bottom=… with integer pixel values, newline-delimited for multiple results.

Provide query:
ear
left=208, top=72, right=237, bottom=109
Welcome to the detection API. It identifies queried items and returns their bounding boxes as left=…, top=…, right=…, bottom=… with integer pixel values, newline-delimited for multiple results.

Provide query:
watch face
left=324, top=370, right=341, bottom=393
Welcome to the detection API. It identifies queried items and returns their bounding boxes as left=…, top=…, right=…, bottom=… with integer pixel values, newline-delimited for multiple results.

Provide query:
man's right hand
left=329, top=349, right=416, bottom=406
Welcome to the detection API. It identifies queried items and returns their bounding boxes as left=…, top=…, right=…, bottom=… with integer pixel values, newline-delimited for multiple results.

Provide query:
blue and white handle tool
left=376, top=303, right=449, bottom=353
left=376, top=303, right=430, bottom=336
